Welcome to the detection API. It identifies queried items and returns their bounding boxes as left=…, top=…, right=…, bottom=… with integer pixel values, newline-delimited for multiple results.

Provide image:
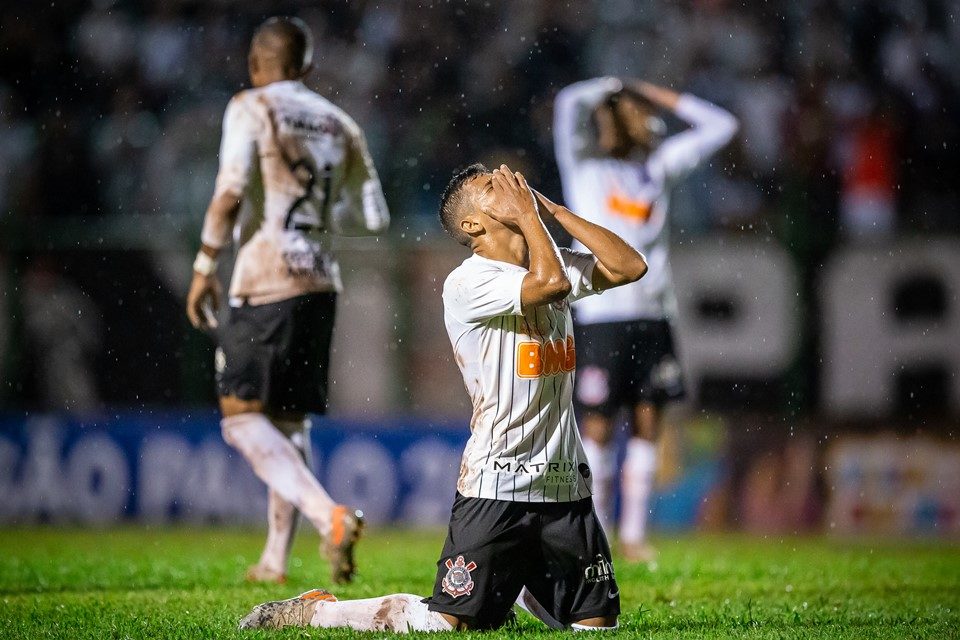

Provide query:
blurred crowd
left=1, top=0, right=958, bottom=239
left=1, top=0, right=959, bottom=412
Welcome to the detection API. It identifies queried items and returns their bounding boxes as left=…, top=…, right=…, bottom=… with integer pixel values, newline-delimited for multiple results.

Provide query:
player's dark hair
left=591, top=87, right=655, bottom=143
left=253, top=16, right=314, bottom=76
left=439, top=163, right=489, bottom=246
left=604, top=87, right=654, bottom=113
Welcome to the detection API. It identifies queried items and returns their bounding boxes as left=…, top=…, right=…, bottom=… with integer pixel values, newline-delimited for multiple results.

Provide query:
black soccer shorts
left=215, top=292, right=336, bottom=414
left=573, top=318, right=686, bottom=417
left=424, top=493, right=620, bottom=629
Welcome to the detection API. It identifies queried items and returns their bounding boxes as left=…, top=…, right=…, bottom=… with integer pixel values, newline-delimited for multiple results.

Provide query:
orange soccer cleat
left=323, top=505, right=365, bottom=584
left=238, top=589, right=338, bottom=629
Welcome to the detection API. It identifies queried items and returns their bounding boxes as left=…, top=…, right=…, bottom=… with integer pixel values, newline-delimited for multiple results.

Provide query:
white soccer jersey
left=443, top=248, right=601, bottom=502
left=208, top=80, right=389, bottom=306
left=554, top=77, right=738, bottom=323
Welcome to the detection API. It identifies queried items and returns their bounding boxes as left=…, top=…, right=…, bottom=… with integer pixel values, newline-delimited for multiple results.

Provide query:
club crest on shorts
left=441, top=555, right=477, bottom=598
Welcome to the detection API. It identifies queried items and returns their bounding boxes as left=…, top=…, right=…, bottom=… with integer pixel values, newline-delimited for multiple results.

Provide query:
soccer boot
left=244, top=563, right=286, bottom=584
left=323, top=505, right=364, bottom=584
left=238, top=588, right=337, bottom=629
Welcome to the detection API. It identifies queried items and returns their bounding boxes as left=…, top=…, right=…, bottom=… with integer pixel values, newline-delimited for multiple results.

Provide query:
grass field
left=0, top=527, right=957, bottom=639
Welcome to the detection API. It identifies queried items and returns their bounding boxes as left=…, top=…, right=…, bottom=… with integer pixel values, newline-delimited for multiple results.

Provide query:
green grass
left=0, top=528, right=957, bottom=639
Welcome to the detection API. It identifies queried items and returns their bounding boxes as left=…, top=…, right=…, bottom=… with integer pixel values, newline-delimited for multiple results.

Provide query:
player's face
left=466, top=174, right=527, bottom=250
left=474, top=175, right=511, bottom=229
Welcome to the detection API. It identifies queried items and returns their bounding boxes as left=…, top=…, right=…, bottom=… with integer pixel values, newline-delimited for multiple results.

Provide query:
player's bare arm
left=534, top=189, right=647, bottom=290
left=630, top=80, right=681, bottom=111
left=185, top=189, right=243, bottom=330
left=486, top=165, right=571, bottom=306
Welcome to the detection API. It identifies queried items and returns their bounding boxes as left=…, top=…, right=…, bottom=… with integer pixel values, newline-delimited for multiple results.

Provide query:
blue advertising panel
left=0, top=412, right=718, bottom=529
left=0, top=412, right=467, bottom=527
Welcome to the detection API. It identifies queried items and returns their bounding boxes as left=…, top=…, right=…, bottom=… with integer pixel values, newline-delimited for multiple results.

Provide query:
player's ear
left=459, top=214, right=484, bottom=238
left=299, top=47, right=314, bottom=79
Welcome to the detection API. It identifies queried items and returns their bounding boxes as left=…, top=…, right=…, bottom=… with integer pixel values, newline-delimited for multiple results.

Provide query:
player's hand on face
left=486, top=164, right=538, bottom=229
left=532, top=189, right=562, bottom=219
left=186, top=272, right=222, bottom=330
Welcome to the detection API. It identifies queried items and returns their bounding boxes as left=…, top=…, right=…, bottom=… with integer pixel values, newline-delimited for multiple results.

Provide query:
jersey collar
left=468, top=253, right=527, bottom=272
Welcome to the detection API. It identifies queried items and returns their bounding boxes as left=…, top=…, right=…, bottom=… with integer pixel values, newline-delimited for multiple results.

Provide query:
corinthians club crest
left=441, top=556, right=477, bottom=598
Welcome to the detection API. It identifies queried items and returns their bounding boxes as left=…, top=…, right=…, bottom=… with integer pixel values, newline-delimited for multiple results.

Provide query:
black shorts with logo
left=424, top=493, right=619, bottom=629
left=215, top=292, right=336, bottom=414
left=573, top=318, right=685, bottom=417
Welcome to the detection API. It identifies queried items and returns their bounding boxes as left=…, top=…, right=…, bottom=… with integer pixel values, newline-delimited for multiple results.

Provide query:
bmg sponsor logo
left=516, top=337, right=576, bottom=379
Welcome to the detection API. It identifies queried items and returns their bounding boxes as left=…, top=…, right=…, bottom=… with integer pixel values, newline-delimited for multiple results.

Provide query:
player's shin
left=619, top=437, right=656, bottom=555
left=220, top=413, right=336, bottom=536
left=581, top=437, right=617, bottom=535
left=249, top=418, right=311, bottom=581
left=247, top=489, right=298, bottom=582
left=310, top=594, right=454, bottom=633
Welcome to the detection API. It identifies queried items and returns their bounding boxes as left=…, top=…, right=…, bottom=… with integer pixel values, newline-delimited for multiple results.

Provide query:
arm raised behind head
left=535, top=190, right=647, bottom=292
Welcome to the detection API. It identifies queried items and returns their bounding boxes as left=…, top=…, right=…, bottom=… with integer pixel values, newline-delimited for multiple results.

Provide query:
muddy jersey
left=554, top=77, right=737, bottom=323
left=207, top=80, right=389, bottom=306
left=443, top=248, right=601, bottom=502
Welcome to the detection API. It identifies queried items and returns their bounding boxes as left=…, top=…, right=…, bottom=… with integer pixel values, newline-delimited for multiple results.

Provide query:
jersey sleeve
left=553, top=77, right=623, bottom=175
left=213, top=96, right=260, bottom=199
left=560, top=248, right=600, bottom=302
left=328, top=118, right=390, bottom=235
left=649, top=93, right=739, bottom=184
left=202, top=95, right=261, bottom=248
left=443, top=263, right=527, bottom=324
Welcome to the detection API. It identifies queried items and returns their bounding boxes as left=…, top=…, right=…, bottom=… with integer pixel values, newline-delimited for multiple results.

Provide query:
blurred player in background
left=185, top=16, right=389, bottom=584
left=554, top=77, right=738, bottom=562
left=237, top=163, right=647, bottom=632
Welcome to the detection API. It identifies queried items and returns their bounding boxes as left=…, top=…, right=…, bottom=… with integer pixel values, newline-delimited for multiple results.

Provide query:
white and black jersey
left=207, top=80, right=389, bottom=306
left=442, top=248, right=601, bottom=502
left=554, top=77, right=738, bottom=323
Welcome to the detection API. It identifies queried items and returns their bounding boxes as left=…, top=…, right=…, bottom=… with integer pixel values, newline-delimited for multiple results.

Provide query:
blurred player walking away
left=186, top=16, right=389, bottom=584
left=237, top=163, right=646, bottom=632
left=554, top=78, right=738, bottom=562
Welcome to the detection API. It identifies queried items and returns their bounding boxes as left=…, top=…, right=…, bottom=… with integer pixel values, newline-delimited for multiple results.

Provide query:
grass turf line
left=0, top=528, right=957, bottom=639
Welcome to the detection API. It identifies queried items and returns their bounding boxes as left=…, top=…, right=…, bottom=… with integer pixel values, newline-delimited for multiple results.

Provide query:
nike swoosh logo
left=607, top=589, right=620, bottom=599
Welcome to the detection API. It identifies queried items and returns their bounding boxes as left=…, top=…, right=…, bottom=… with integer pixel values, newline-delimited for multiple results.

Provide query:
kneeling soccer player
left=239, top=164, right=647, bottom=632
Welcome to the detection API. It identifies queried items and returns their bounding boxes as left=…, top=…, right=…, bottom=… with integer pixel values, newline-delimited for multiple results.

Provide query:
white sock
left=256, top=489, right=298, bottom=574
left=571, top=622, right=619, bottom=631
left=221, top=413, right=335, bottom=537
left=310, top=594, right=453, bottom=633
left=515, top=587, right=563, bottom=629
left=255, top=419, right=311, bottom=574
left=582, top=437, right=617, bottom=535
left=619, top=438, right=656, bottom=545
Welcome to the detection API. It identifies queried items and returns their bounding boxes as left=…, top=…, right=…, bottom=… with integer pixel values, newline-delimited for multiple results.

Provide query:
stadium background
left=0, top=0, right=958, bottom=538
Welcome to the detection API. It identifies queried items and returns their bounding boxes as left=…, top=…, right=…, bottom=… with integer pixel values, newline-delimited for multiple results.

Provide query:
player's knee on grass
left=582, top=412, right=615, bottom=445
left=437, top=612, right=463, bottom=630
left=571, top=615, right=619, bottom=631
left=437, top=611, right=515, bottom=632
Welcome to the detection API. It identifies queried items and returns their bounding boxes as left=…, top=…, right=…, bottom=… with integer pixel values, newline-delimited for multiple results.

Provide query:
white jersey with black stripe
left=554, top=78, right=738, bottom=323
left=212, top=80, right=389, bottom=306
left=443, top=248, right=600, bottom=502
